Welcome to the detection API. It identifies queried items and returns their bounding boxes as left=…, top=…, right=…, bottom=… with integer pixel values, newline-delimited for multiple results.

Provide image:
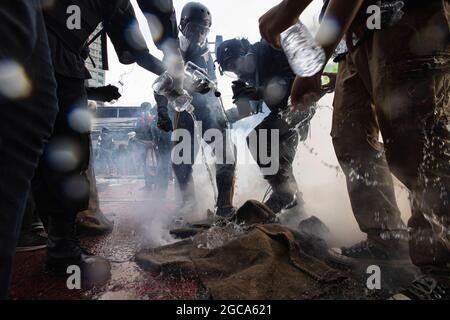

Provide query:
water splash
left=194, top=221, right=247, bottom=250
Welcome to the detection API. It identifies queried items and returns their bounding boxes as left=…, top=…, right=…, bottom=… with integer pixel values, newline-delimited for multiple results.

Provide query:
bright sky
left=105, top=0, right=324, bottom=107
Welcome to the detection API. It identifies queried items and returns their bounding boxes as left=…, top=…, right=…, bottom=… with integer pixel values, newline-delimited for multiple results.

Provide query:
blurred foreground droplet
left=47, top=139, right=79, bottom=172
left=0, top=60, right=32, bottom=100
left=68, top=107, right=92, bottom=133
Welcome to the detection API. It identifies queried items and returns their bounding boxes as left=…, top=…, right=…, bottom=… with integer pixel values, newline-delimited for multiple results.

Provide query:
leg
left=332, top=55, right=407, bottom=248
left=33, top=74, right=90, bottom=262
left=199, top=95, right=237, bottom=217
left=172, top=111, right=197, bottom=213
left=249, top=112, right=302, bottom=214
left=142, top=146, right=152, bottom=188
left=369, top=1, right=450, bottom=280
left=0, top=4, right=58, bottom=298
left=33, top=74, right=109, bottom=280
left=16, top=193, right=47, bottom=252
left=155, top=132, right=171, bottom=195
left=76, top=139, right=114, bottom=236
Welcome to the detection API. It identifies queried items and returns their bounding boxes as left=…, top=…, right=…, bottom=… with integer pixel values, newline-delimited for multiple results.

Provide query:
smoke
left=97, top=95, right=412, bottom=250
left=211, top=95, right=411, bottom=248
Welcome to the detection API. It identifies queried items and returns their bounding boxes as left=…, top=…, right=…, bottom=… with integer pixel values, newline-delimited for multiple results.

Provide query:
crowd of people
left=0, top=0, right=448, bottom=300
left=95, top=103, right=172, bottom=192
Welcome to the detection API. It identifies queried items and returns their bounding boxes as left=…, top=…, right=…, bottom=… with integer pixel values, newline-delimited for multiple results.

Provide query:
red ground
left=10, top=178, right=198, bottom=300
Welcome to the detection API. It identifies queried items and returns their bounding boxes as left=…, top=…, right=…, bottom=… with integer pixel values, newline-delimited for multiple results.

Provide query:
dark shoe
left=264, top=192, right=301, bottom=215
left=31, top=221, right=45, bottom=232
left=16, top=233, right=47, bottom=252
left=276, top=202, right=308, bottom=227
left=46, top=213, right=111, bottom=284
left=45, top=249, right=111, bottom=284
left=215, top=206, right=236, bottom=219
left=76, top=209, right=114, bottom=236
left=297, top=216, right=330, bottom=239
left=390, top=276, right=450, bottom=300
left=328, top=239, right=410, bottom=268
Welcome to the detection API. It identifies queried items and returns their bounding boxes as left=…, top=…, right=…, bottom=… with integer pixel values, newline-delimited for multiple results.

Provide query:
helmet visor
left=182, top=22, right=210, bottom=45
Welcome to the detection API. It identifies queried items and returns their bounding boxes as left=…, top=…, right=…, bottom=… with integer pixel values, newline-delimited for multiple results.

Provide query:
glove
left=98, top=85, right=121, bottom=102
left=157, top=110, right=173, bottom=132
left=231, top=80, right=261, bottom=102
left=320, top=72, right=337, bottom=95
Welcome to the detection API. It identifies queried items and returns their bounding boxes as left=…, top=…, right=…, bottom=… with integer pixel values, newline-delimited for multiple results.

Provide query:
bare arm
left=290, top=0, right=364, bottom=109
left=315, top=0, right=364, bottom=60
left=259, top=0, right=313, bottom=48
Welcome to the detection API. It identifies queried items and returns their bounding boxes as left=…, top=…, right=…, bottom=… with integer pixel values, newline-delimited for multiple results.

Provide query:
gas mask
left=179, top=22, right=210, bottom=52
left=221, top=53, right=257, bottom=78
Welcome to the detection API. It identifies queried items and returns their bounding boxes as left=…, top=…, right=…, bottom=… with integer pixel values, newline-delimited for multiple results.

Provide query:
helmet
left=179, top=2, right=212, bottom=45
left=216, top=38, right=251, bottom=74
left=140, top=102, right=152, bottom=110
left=180, top=2, right=212, bottom=30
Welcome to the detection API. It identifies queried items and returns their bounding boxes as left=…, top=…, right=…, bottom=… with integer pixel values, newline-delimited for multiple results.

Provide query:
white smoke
left=226, top=95, right=411, bottom=247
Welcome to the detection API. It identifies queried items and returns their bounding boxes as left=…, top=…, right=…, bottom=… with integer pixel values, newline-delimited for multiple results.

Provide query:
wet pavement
left=10, top=178, right=198, bottom=300
left=9, top=177, right=418, bottom=300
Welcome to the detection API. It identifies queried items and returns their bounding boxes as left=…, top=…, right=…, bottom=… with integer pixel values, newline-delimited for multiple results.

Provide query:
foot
left=328, top=239, right=409, bottom=268
left=16, top=232, right=47, bottom=252
left=264, top=192, right=300, bottom=215
left=390, top=276, right=450, bottom=300
left=76, top=210, right=114, bottom=236
left=276, top=203, right=308, bottom=227
left=31, top=221, right=45, bottom=232
left=45, top=249, right=111, bottom=284
left=215, top=206, right=236, bottom=219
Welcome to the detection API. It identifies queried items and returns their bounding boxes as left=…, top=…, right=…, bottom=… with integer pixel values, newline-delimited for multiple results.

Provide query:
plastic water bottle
left=152, top=72, right=193, bottom=113
left=280, top=21, right=326, bottom=77
left=184, top=61, right=216, bottom=94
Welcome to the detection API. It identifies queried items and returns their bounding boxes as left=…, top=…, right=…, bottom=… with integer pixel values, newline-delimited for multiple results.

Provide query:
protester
left=259, top=0, right=450, bottom=299
left=0, top=1, right=59, bottom=299
left=156, top=2, right=237, bottom=218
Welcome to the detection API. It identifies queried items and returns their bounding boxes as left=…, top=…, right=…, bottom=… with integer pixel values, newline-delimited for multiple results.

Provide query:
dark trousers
left=0, top=5, right=58, bottom=299
left=32, top=74, right=90, bottom=259
left=248, top=112, right=302, bottom=211
left=20, top=194, right=38, bottom=234
left=155, top=132, right=172, bottom=193
left=171, top=92, right=236, bottom=210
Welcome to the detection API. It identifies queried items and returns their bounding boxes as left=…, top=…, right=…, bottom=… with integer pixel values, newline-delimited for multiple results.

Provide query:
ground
left=10, top=177, right=416, bottom=300
left=10, top=178, right=198, bottom=300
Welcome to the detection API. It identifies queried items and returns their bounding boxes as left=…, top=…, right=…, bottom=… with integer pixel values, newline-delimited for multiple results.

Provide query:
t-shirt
left=242, top=40, right=295, bottom=112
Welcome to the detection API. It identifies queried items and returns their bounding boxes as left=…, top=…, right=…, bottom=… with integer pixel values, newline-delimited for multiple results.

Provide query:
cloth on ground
left=136, top=200, right=354, bottom=299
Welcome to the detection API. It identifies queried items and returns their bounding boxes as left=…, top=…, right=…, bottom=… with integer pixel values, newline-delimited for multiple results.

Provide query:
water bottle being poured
left=280, top=20, right=326, bottom=77
left=152, top=72, right=193, bottom=113
left=152, top=69, right=219, bottom=211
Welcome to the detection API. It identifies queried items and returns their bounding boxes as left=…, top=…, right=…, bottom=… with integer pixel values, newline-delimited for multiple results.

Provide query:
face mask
left=235, top=53, right=257, bottom=77
left=181, top=22, right=210, bottom=47
left=179, top=33, right=191, bottom=52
